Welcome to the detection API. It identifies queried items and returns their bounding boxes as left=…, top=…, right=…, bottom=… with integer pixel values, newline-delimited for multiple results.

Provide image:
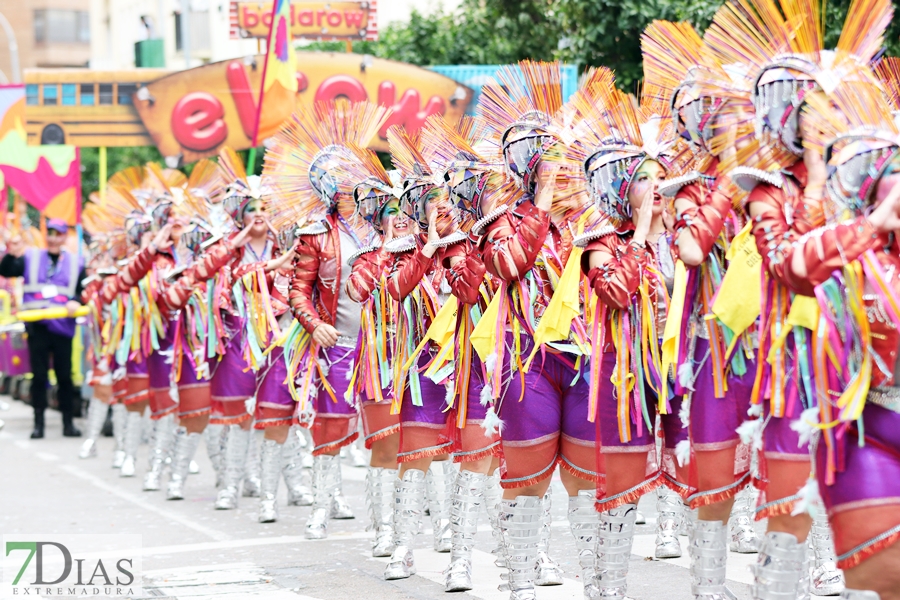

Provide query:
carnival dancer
left=352, top=125, right=462, bottom=580
left=704, top=0, right=891, bottom=594
left=474, top=60, right=601, bottom=600
left=555, top=72, right=690, bottom=598
left=264, top=100, right=390, bottom=538
left=344, top=149, right=403, bottom=557
left=416, top=113, right=506, bottom=591
left=793, top=60, right=900, bottom=600
left=211, top=148, right=305, bottom=520
left=76, top=237, right=121, bottom=461
left=0, top=218, right=86, bottom=439
left=640, top=20, right=761, bottom=591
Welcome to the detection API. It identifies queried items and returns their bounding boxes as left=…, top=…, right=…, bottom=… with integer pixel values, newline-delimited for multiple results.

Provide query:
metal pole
left=182, top=0, right=191, bottom=69
left=0, top=11, right=21, bottom=83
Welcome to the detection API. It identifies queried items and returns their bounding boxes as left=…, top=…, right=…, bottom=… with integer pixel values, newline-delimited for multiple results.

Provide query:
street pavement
left=0, top=397, right=764, bottom=600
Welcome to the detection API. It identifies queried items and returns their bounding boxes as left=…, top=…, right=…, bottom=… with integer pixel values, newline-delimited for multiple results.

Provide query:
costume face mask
left=501, top=113, right=556, bottom=195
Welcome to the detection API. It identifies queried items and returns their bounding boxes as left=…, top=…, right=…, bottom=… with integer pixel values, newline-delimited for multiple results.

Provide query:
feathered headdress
left=563, top=79, right=686, bottom=244
left=218, top=147, right=274, bottom=228
left=875, top=56, right=900, bottom=113
left=349, top=143, right=400, bottom=235
left=175, top=159, right=228, bottom=257
left=477, top=60, right=565, bottom=195
left=802, top=65, right=899, bottom=215
left=705, top=0, right=892, bottom=161
left=387, top=125, right=454, bottom=235
left=263, top=100, right=390, bottom=240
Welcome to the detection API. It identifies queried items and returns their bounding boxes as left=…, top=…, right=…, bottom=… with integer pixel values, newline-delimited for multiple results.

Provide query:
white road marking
left=58, top=464, right=231, bottom=542
left=141, top=562, right=318, bottom=599
left=35, top=451, right=59, bottom=461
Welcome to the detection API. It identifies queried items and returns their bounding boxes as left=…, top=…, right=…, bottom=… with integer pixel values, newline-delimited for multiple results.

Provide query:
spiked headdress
left=705, top=0, right=892, bottom=163
left=263, top=100, right=390, bottom=244
left=477, top=60, right=565, bottom=196
left=218, top=147, right=274, bottom=228
left=348, top=143, right=401, bottom=235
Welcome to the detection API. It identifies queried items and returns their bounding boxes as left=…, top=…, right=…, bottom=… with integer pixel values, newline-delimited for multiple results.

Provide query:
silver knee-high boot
left=384, top=469, right=427, bottom=580
left=569, top=490, right=601, bottom=600
left=79, top=398, right=109, bottom=459
left=258, top=438, right=283, bottom=523
left=840, top=590, right=881, bottom=599
left=729, top=485, right=761, bottom=553
left=282, top=427, right=313, bottom=506
left=810, top=514, right=844, bottom=596
left=242, top=430, right=261, bottom=497
left=656, top=486, right=685, bottom=559
left=366, top=466, right=397, bottom=557
left=595, top=503, right=638, bottom=600
left=166, top=426, right=202, bottom=500
left=119, top=410, right=144, bottom=477
left=330, top=454, right=355, bottom=520
left=426, top=460, right=454, bottom=553
left=690, top=520, right=735, bottom=600
left=306, top=455, right=340, bottom=539
left=484, top=471, right=504, bottom=566
left=204, top=423, right=226, bottom=490
left=752, top=532, right=810, bottom=600
left=214, top=425, right=251, bottom=510
left=143, top=414, right=175, bottom=491
left=535, top=491, right=564, bottom=586
left=444, top=470, right=486, bottom=592
left=498, top=495, right=542, bottom=600
left=111, top=403, right=127, bottom=468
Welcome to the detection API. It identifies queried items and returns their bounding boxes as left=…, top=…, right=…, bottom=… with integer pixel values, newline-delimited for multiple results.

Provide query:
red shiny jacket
left=673, top=160, right=732, bottom=263
left=289, top=214, right=347, bottom=335
left=346, top=247, right=390, bottom=304
left=441, top=239, right=486, bottom=306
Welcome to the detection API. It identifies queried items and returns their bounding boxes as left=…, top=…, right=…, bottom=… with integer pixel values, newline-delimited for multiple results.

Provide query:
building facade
left=0, top=0, right=92, bottom=81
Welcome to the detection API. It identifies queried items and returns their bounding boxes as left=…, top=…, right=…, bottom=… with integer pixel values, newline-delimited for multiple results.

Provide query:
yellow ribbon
left=712, top=221, right=761, bottom=356
left=660, top=259, right=687, bottom=401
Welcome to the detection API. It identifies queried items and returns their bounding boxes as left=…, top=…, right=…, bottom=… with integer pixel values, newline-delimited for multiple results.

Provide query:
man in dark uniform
left=0, top=219, right=86, bottom=438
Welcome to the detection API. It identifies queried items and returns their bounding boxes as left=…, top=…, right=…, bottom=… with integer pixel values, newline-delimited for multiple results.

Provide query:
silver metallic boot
left=242, top=431, right=262, bottom=497
left=166, top=426, right=202, bottom=500
left=840, top=590, right=881, bottom=599
left=810, top=514, right=844, bottom=596
left=111, top=403, right=127, bottom=468
left=306, top=454, right=339, bottom=539
left=656, top=486, right=685, bottom=558
left=214, top=425, right=250, bottom=510
left=690, top=520, right=735, bottom=600
left=426, top=460, right=454, bottom=553
left=498, top=495, right=542, bottom=600
left=330, top=455, right=355, bottom=520
left=444, top=470, right=486, bottom=592
left=729, top=485, right=761, bottom=553
left=384, top=469, right=427, bottom=580
left=204, top=423, right=226, bottom=490
left=119, top=410, right=144, bottom=477
left=751, top=532, right=810, bottom=600
left=143, top=414, right=175, bottom=491
left=282, top=427, right=313, bottom=506
left=79, top=398, right=109, bottom=459
left=258, top=438, right=283, bottom=523
left=569, top=490, right=601, bottom=600
left=484, top=471, right=505, bottom=567
left=595, top=503, right=638, bottom=600
left=366, top=466, right=397, bottom=557
left=535, top=492, right=564, bottom=586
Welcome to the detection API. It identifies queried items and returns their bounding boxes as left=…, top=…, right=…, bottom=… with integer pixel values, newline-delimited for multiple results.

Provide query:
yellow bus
left=24, top=69, right=170, bottom=147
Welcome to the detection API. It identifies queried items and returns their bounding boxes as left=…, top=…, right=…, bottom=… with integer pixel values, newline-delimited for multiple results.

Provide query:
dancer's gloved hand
left=312, top=323, right=339, bottom=348
left=227, top=225, right=253, bottom=250
left=422, top=209, right=440, bottom=259
left=533, top=162, right=559, bottom=213
left=148, top=224, right=173, bottom=255
left=631, top=183, right=654, bottom=246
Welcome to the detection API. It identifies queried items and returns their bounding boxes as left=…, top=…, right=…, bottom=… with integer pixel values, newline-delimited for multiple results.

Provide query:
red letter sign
left=171, top=92, right=227, bottom=152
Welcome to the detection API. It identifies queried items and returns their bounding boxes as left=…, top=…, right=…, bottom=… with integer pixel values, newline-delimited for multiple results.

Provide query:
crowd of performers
left=38, top=0, right=900, bottom=597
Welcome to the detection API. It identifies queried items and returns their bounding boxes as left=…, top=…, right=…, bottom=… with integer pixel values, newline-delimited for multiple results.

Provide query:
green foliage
left=80, top=146, right=165, bottom=204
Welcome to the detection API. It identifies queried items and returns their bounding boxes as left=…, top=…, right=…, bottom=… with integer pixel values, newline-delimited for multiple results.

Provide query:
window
left=61, top=84, right=76, bottom=106
left=80, top=83, right=94, bottom=106
left=98, top=84, right=113, bottom=105
left=25, top=84, right=38, bottom=106
left=33, top=10, right=90, bottom=44
left=42, top=84, right=58, bottom=106
left=118, top=84, right=136, bottom=105
left=174, top=11, right=210, bottom=52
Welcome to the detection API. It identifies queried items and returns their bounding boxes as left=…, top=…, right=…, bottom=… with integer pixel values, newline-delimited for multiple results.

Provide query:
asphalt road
left=0, top=397, right=763, bottom=600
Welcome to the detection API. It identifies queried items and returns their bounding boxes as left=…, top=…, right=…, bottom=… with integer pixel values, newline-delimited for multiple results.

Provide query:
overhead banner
left=236, top=1, right=377, bottom=40
left=130, top=52, right=472, bottom=164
